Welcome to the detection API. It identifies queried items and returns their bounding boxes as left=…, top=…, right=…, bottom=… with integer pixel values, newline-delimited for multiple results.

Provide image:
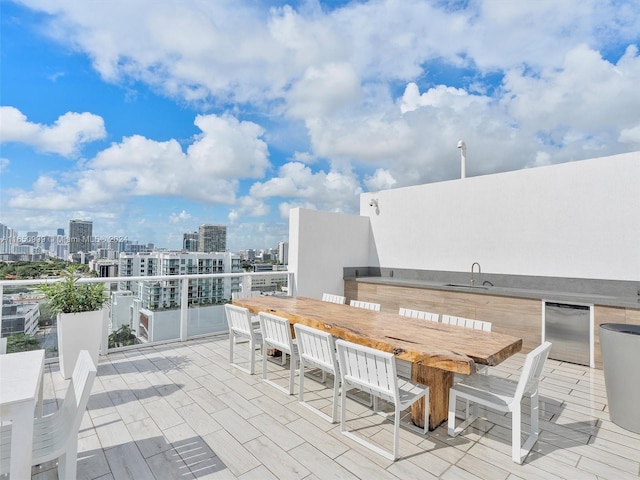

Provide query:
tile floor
left=21, top=335, right=640, bottom=479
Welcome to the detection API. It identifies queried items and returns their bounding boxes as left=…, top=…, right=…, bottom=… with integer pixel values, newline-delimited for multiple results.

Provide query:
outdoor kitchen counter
left=347, top=275, right=640, bottom=309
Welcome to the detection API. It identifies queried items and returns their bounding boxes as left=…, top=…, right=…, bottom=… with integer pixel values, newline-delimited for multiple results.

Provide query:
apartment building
left=118, top=251, right=242, bottom=309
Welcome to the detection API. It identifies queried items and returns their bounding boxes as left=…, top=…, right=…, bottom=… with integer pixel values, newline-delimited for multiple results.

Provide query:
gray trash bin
left=600, top=323, right=640, bottom=434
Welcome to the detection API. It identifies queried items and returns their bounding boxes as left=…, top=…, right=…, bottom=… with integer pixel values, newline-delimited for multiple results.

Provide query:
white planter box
left=57, top=309, right=105, bottom=379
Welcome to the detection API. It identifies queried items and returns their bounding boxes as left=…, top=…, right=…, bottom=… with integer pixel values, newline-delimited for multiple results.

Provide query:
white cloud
left=0, top=107, right=106, bottom=156
left=619, top=124, right=640, bottom=147
left=228, top=196, right=270, bottom=224
left=249, top=162, right=362, bottom=213
left=188, top=114, right=270, bottom=178
left=8, top=112, right=270, bottom=209
left=364, top=169, right=396, bottom=192
left=0, top=158, right=8, bottom=173
left=286, top=62, right=361, bottom=118
left=401, top=83, right=486, bottom=114
left=5, top=0, right=640, bottom=249
left=169, top=210, right=191, bottom=224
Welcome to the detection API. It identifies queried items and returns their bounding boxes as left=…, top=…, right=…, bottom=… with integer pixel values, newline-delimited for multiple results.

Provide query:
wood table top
left=233, top=296, right=523, bottom=375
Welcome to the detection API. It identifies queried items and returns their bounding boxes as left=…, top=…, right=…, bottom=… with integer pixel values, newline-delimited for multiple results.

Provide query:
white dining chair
left=294, top=323, right=341, bottom=423
left=335, top=339, right=429, bottom=461
left=0, top=350, right=97, bottom=480
left=231, top=290, right=262, bottom=300
left=441, top=314, right=491, bottom=331
left=398, top=307, right=439, bottom=322
left=349, top=299, right=381, bottom=311
left=442, top=314, right=492, bottom=375
left=396, top=308, right=439, bottom=380
left=448, top=341, right=552, bottom=464
left=224, top=304, right=262, bottom=375
left=321, top=293, right=346, bottom=304
left=258, top=312, right=299, bottom=395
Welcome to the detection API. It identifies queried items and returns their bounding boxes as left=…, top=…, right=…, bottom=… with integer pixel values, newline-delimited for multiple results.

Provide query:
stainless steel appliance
left=544, top=302, right=592, bottom=366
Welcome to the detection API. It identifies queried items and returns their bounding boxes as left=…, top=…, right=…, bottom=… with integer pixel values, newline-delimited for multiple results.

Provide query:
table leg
left=8, top=400, right=36, bottom=479
left=411, top=364, right=454, bottom=431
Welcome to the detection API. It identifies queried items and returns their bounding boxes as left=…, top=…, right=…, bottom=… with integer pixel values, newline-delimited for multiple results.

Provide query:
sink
left=443, top=283, right=490, bottom=290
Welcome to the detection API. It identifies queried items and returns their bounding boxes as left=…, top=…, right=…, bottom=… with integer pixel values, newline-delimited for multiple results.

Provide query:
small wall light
left=369, top=198, right=378, bottom=208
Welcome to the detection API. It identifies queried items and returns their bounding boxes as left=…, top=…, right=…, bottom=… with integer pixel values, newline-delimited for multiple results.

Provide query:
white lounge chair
left=335, top=339, right=429, bottom=461
left=448, top=341, right=552, bottom=464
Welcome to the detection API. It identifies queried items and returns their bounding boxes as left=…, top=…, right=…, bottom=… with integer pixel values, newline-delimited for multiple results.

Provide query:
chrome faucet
left=470, top=262, right=481, bottom=286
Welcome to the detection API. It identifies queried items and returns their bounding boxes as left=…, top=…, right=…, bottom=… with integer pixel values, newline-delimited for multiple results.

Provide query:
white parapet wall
left=361, top=151, right=640, bottom=281
left=288, top=208, right=371, bottom=298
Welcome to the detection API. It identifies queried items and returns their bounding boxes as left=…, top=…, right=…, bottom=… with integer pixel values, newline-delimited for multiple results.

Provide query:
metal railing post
left=180, top=278, right=189, bottom=341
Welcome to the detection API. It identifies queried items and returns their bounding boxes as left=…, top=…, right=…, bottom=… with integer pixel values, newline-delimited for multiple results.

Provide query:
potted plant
left=40, top=265, right=108, bottom=378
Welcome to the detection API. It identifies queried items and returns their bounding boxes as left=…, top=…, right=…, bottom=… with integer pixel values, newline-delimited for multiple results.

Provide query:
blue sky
left=1, top=0, right=639, bottom=251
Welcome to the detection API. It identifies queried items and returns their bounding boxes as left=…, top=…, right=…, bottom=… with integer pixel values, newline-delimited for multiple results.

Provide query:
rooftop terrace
left=24, top=333, right=640, bottom=480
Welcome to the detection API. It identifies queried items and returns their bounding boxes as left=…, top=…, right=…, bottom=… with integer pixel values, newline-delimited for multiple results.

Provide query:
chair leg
left=340, top=382, right=347, bottom=432
left=288, top=356, right=296, bottom=395
left=517, top=392, right=540, bottom=464
left=249, top=339, right=256, bottom=375
left=393, top=408, right=401, bottom=460
left=229, top=335, right=234, bottom=365
left=331, top=379, right=339, bottom=423
left=298, top=361, right=306, bottom=402
left=448, top=390, right=479, bottom=437
left=423, top=391, right=429, bottom=435
left=530, top=391, right=539, bottom=437
left=58, top=440, right=79, bottom=480
left=511, top=403, right=522, bottom=464
left=262, top=342, right=268, bottom=380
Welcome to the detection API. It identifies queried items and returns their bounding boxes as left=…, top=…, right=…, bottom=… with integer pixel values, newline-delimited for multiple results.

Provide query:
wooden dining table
left=233, top=295, right=523, bottom=430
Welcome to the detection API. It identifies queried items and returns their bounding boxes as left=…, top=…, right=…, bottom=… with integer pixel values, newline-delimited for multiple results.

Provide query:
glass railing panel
left=1, top=270, right=291, bottom=356
left=186, top=304, right=227, bottom=337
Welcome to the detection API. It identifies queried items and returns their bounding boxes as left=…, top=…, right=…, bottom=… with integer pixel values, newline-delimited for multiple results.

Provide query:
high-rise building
left=57, top=228, right=65, bottom=236
left=183, top=232, right=198, bottom=252
left=198, top=224, right=226, bottom=253
left=278, top=241, right=289, bottom=265
left=69, top=219, right=93, bottom=254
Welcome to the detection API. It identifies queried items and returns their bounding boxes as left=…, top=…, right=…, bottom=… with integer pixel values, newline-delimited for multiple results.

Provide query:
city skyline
left=0, top=220, right=281, bottom=254
left=1, top=1, right=639, bottom=251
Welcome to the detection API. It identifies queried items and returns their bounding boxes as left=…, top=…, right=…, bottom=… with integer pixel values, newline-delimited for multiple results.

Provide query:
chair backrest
left=322, top=293, right=346, bottom=304
left=56, top=350, right=97, bottom=451
left=398, top=308, right=439, bottom=322
left=335, top=339, right=397, bottom=404
left=259, top=312, right=293, bottom=352
left=0, top=337, right=6, bottom=355
left=514, top=341, right=552, bottom=400
left=349, top=300, right=381, bottom=311
left=294, top=323, right=338, bottom=374
left=441, top=314, right=491, bottom=332
left=224, top=304, right=254, bottom=336
left=232, top=290, right=261, bottom=300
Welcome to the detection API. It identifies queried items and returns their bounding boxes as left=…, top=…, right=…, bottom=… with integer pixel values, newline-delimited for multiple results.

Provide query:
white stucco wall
left=288, top=208, right=372, bottom=298
left=362, top=151, right=640, bottom=281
